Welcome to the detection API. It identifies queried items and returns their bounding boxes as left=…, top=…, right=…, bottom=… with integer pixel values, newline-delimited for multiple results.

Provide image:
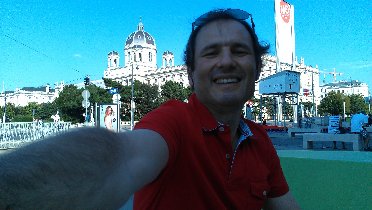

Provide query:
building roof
left=320, top=80, right=367, bottom=88
left=125, top=20, right=155, bottom=47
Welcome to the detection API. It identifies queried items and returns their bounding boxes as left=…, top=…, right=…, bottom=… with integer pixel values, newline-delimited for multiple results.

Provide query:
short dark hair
left=183, top=9, right=269, bottom=81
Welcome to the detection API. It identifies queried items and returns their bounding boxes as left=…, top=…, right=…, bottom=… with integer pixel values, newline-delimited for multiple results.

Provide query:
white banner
left=275, top=0, right=295, bottom=70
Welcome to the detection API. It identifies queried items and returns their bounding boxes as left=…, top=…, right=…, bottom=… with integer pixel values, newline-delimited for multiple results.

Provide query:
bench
left=287, top=127, right=323, bottom=138
left=303, top=133, right=363, bottom=151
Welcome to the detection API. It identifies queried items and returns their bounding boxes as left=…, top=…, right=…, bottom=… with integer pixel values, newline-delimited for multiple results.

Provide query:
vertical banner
left=98, top=104, right=119, bottom=132
left=275, top=0, right=295, bottom=71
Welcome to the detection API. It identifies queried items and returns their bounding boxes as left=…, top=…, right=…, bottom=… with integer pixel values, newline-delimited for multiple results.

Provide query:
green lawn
left=280, top=157, right=372, bottom=210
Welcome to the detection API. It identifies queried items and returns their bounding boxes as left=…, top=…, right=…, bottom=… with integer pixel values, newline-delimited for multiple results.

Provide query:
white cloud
left=339, top=61, right=372, bottom=70
left=73, top=54, right=82, bottom=58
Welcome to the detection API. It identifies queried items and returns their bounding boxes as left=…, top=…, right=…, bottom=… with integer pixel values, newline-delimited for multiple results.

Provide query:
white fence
left=0, top=122, right=72, bottom=149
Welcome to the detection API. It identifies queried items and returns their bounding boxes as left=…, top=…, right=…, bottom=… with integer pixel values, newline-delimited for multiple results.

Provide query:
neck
left=210, top=107, right=242, bottom=143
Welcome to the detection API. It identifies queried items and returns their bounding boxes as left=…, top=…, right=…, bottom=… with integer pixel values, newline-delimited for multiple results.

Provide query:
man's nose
left=217, top=50, right=235, bottom=68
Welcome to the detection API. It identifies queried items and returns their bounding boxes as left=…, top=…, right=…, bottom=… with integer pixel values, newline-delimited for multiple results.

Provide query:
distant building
left=0, top=83, right=64, bottom=107
left=320, top=80, right=369, bottom=98
left=103, top=19, right=189, bottom=88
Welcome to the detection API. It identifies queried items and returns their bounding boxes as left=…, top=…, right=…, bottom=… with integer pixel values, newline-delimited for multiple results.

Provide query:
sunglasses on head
left=192, top=8, right=255, bottom=31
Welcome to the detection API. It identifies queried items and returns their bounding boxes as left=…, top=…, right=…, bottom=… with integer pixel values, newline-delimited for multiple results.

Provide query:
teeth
left=215, top=78, right=239, bottom=84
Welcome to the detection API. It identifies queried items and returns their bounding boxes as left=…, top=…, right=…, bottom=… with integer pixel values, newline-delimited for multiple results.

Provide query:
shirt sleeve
left=134, top=100, right=183, bottom=169
left=267, top=147, right=290, bottom=198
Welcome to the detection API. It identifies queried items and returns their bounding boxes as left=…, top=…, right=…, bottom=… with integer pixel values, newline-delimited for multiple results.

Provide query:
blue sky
left=1, top=0, right=371, bottom=92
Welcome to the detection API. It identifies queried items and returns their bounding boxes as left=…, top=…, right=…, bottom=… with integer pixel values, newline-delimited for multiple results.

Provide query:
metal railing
left=0, top=122, right=72, bottom=149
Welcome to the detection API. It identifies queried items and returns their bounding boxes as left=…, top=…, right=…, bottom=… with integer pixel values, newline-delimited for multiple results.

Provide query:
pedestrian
left=0, top=8, right=300, bottom=210
left=351, top=111, right=369, bottom=151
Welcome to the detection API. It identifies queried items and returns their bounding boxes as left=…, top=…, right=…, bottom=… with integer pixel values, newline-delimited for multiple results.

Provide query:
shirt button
left=219, top=126, right=225, bottom=132
left=226, top=154, right=230, bottom=159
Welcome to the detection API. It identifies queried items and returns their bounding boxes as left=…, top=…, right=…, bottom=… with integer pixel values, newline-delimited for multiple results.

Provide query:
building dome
left=123, top=18, right=157, bottom=69
left=125, top=19, right=155, bottom=47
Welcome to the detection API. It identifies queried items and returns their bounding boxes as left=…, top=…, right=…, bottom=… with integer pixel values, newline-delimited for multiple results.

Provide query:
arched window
left=139, top=53, right=142, bottom=62
left=149, top=52, right=152, bottom=62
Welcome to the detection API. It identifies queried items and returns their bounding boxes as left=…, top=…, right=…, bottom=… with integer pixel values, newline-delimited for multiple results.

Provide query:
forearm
left=0, top=127, right=131, bottom=209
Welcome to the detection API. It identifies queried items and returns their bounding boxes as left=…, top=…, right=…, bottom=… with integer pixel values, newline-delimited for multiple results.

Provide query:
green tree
left=1, top=103, right=16, bottom=122
left=300, top=101, right=313, bottom=115
left=54, top=85, right=84, bottom=123
left=249, top=96, right=260, bottom=120
left=283, top=102, right=294, bottom=121
left=103, top=78, right=123, bottom=90
left=86, top=84, right=112, bottom=105
left=348, top=94, right=368, bottom=114
left=10, top=102, right=40, bottom=122
left=134, top=81, right=160, bottom=120
left=160, top=81, right=191, bottom=103
left=318, top=91, right=345, bottom=116
left=37, top=102, right=58, bottom=122
left=118, top=80, right=160, bottom=121
left=261, top=96, right=276, bottom=120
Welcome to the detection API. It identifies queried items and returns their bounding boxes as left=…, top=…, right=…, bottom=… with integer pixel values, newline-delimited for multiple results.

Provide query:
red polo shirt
left=134, top=94, right=289, bottom=210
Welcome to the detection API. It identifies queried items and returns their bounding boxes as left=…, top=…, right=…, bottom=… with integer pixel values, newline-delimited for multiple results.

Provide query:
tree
left=249, top=96, right=260, bottom=121
left=318, top=91, right=345, bottom=116
left=37, top=102, right=58, bottom=122
left=133, top=81, right=161, bottom=121
left=300, top=101, right=313, bottom=116
left=103, top=78, right=123, bottom=90
left=160, top=81, right=191, bottom=103
left=110, top=79, right=160, bottom=121
left=0, top=103, right=16, bottom=122
left=348, top=94, right=368, bottom=114
left=11, top=102, right=40, bottom=122
left=54, top=85, right=84, bottom=123
left=261, top=96, right=276, bottom=120
left=85, top=84, right=112, bottom=105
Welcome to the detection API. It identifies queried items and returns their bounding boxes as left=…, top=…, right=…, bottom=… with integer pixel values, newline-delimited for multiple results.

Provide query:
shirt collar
left=188, top=93, right=220, bottom=132
left=188, top=93, right=254, bottom=141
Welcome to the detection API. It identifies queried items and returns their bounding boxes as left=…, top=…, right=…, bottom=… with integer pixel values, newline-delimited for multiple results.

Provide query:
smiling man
left=133, top=9, right=300, bottom=209
left=0, top=9, right=300, bottom=210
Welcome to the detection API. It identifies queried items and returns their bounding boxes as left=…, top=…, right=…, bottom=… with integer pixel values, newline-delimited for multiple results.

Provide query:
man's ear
left=188, top=73, right=194, bottom=89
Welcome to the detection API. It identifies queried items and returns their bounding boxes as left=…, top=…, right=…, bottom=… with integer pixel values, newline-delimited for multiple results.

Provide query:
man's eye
left=202, top=51, right=218, bottom=57
left=233, top=49, right=250, bottom=56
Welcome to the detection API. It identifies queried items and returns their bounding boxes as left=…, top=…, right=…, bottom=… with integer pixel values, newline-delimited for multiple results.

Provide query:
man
left=0, top=9, right=300, bottom=209
left=351, top=111, right=369, bottom=150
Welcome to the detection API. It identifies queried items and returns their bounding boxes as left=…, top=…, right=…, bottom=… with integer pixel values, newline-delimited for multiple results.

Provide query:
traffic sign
left=82, top=100, right=90, bottom=108
left=109, top=87, right=119, bottom=95
left=112, top=94, right=121, bottom=103
left=82, top=90, right=90, bottom=99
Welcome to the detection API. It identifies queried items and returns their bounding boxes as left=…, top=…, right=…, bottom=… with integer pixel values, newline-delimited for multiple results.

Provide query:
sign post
left=108, top=87, right=120, bottom=131
left=82, top=89, right=90, bottom=123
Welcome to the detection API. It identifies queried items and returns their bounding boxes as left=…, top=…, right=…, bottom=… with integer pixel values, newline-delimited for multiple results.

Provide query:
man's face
left=191, top=19, right=257, bottom=109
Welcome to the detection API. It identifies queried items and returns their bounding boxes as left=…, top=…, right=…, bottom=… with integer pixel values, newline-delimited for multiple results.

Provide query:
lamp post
left=2, top=81, right=6, bottom=123
left=130, top=64, right=139, bottom=130
left=311, top=68, right=315, bottom=117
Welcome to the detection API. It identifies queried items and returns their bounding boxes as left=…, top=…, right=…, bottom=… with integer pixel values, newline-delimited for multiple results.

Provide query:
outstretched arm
left=264, top=191, right=301, bottom=210
left=0, top=127, right=168, bottom=209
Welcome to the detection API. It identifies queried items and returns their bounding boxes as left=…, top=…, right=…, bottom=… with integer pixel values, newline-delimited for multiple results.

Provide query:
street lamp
left=311, top=68, right=315, bottom=116
left=130, top=64, right=139, bottom=130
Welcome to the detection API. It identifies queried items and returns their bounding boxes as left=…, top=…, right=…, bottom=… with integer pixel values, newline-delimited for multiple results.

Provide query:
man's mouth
left=214, top=78, right=240, bottom=84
